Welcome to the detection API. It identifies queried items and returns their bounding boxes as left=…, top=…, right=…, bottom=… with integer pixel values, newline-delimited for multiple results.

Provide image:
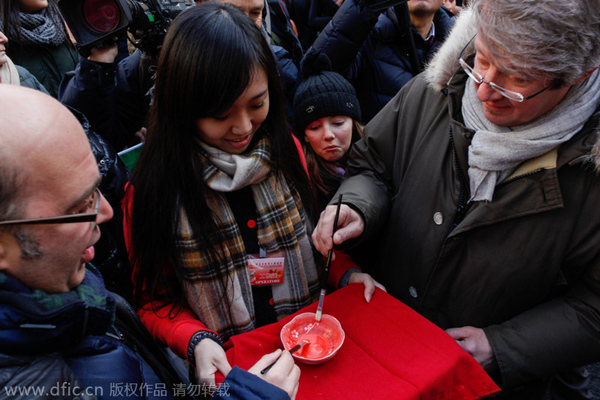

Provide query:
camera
left=57, top=0, right=193, bottom=57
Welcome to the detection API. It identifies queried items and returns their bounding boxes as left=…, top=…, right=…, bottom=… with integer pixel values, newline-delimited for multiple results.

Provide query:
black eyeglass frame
left=0, top=188, right=101, bottom=230
left=458, top=35, right=552, bottom=102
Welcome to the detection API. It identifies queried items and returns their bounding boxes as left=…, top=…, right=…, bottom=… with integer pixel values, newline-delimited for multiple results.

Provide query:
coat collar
left=0, top=266, right=115, bottom=355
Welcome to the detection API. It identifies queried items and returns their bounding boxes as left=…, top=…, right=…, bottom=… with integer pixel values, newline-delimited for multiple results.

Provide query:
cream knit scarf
left=0, top=57, right=20, bottom=85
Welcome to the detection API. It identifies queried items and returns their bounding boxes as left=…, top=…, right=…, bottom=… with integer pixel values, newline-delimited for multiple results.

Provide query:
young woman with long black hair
left=124, top=2, right=380, bottom=390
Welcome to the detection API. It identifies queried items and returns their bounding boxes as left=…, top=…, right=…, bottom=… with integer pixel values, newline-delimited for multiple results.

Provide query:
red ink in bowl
left=280, top=312, right=345, bottom=365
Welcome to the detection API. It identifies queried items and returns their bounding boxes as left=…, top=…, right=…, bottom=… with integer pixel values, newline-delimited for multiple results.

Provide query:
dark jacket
left=0, top=267, right=180, bottom=400
left=59, top=51, right=151, bottom=151
left=270, top=42, right=300, bottom=125
left=287, top=0, right=340, bottom=49
left=266, top=0, right=304, bottom=65
left=264, top=0, right=303, bottom=124
left=310, top=0, right=454, bottom=122
left=75, top=108, right=134, bottom=302
left=61, top=106, right=133, bottom=302
left=7, top=40, right=78, bottom=98
left=0, top=267, right=290, bottom=400
left=334, top=10, right=600, bottom=399
left=16, top=65, right=49, bottom=93
left=305, top=0, right=339, bottom=45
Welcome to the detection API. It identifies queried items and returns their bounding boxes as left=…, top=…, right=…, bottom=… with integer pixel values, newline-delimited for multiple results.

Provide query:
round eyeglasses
left=0, top=188, right=102, bottom=231
left=458, top=36, right=551, bottom=102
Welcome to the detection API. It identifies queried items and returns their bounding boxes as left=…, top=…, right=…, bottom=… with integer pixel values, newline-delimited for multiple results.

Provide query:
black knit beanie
left=293, top=50, right=361, bottom=135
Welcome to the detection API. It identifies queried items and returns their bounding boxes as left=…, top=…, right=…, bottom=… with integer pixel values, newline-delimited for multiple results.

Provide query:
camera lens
left=83, top=0, right=121, bottom=33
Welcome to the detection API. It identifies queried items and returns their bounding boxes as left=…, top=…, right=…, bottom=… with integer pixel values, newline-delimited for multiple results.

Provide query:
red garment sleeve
left=292, top=134, right=309, bottom=175
left=122, top=183, right=217, bottom=363
left=328, top=250, right=362, bottom=289
left=137, top=301, right=211, bottom=361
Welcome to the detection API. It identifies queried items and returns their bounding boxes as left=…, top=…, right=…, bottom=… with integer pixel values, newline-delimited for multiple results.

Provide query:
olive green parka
left=334, top=8, right=600, bottom=399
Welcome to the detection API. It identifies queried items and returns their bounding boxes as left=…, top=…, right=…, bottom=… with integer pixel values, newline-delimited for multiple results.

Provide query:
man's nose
left=476, top=67, right=505, bottom=102
left=97, top=192, right=114, bottom=225
left=476, top=80, right=504, bottom=102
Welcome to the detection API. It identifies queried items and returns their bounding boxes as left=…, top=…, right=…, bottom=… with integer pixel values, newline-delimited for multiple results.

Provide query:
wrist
left=187, top=331, right=223, bottom=365
left=339, top=267, right=361, bottom=288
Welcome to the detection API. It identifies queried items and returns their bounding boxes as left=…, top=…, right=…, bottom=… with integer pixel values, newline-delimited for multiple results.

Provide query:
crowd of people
left=1, top=0, right=600, bottom=399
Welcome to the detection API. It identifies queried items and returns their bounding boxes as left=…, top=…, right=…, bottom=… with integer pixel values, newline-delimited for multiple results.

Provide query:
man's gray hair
left=473, top=0, right=600, bottom=86
left=0, top=160, right=23, bottom=223
left=0, top=160, right=41, bottom=259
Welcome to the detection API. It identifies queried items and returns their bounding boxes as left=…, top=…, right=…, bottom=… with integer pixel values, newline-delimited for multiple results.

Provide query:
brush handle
left=318, top=195, right=343, bottom=291
left=260, top=341, right=306, bottom=374
left=331, top=194, right=343, bottom=240
left=319, top=250, right=333, bottom=292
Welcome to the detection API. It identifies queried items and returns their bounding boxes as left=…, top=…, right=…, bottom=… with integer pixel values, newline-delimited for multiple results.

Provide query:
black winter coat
left=310, top=0, right=454, bottom=122
left=7, top=40, right=78, bottom=98
left=60, top=51, right=151, bottom=151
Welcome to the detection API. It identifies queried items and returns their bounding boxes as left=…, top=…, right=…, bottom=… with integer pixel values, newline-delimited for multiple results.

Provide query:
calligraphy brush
left=260, top=340, right=309, bottom=374
left=315, top=194, right=343, bottom=322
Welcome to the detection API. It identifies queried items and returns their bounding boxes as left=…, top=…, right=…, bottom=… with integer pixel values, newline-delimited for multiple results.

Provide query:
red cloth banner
left=224, top=284, right=500, bottom=399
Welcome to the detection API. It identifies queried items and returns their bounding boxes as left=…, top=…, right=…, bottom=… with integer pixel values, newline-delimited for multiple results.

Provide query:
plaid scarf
left=177, top=135, right=319, bottom=341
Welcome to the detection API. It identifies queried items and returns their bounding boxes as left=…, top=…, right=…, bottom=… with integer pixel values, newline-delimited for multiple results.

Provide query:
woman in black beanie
left=294, top=49, right=363, bottom=212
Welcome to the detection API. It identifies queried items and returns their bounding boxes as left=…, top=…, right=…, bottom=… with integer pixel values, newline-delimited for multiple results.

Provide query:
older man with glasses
left=311, top=0, right=600, bottom=398
left=0, top=85, right=301, bottom=400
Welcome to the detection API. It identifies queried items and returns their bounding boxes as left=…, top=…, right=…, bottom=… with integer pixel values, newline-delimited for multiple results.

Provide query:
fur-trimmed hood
left=423, top=6, right=600, bottom=172
left=588, top=120, right=600, bottom=173
left=423, top=6, right=477, bottom=91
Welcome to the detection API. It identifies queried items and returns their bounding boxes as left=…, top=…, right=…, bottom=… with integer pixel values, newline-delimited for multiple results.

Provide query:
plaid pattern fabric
left=176, top=136, right=319, bottom=341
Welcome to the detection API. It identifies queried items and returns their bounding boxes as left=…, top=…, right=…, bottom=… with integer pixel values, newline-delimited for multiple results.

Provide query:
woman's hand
left=248, top=349, right=301, bottom=399
left=194, top=338, right=232, bottom=388
left=348, top=272, right=387, bottom=303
